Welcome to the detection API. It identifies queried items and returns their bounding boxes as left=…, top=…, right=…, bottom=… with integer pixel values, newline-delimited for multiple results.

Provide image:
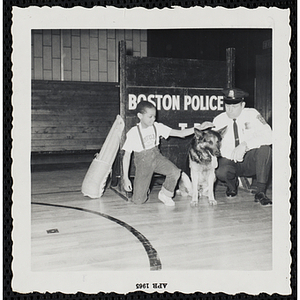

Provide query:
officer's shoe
left=254, top=192, right=272, bottom=206
left=225, top=180, right=239, bottom=198
left=226, top=188, right=237, bottom=198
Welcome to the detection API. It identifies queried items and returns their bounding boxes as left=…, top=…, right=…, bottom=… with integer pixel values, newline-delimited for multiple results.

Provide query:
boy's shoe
left=254, top=192, right=272, bottom=206
left=158, top=191, right=175, bottom=206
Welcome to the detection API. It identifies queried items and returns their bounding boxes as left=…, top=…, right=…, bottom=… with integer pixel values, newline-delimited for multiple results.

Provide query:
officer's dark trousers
left=215, top=145, right=272, bottom=192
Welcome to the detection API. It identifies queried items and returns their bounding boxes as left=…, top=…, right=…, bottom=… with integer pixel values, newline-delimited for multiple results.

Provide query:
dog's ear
left=217, top=126, right=228, bottom=139
left=194, top=127, right=204, bottom=139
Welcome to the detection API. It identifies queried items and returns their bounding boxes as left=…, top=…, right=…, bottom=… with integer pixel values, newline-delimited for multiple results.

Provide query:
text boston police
left=128, top=93, right=224, bottom=111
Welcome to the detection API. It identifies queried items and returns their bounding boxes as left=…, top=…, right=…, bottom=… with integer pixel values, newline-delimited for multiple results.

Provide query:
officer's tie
left=233, top=119, right=239, bottom=147
left=233, top=118, right=250, bottom=188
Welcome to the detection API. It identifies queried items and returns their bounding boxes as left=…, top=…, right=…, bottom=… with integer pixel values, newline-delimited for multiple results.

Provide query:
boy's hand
left=123, top=178, right=132, bottom=192
left=195, top=121, right=215, bottom=131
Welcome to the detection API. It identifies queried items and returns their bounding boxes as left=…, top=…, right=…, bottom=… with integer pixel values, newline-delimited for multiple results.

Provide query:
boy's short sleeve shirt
left=122, top=122, right=172, bottom=153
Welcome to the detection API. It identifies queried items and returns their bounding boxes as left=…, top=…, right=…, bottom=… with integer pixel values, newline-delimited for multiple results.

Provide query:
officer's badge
left=257, top=114, right=267, bottom=124
left=228, top=89, right=235, bottom=98
left=244, top=122, right=251, bottom=129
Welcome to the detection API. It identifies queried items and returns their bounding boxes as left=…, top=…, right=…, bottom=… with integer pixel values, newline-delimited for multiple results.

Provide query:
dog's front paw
left=208, top=199, right=217, bottom=205
left=190, top=200, right=198, bottom=207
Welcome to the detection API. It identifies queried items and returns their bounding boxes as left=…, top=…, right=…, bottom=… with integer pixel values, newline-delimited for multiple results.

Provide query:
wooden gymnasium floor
left=31, top=163, right=272, bottom=272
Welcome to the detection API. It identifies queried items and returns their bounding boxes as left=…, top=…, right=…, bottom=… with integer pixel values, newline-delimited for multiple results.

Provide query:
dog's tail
left=176, top=172, right=192, bottom=197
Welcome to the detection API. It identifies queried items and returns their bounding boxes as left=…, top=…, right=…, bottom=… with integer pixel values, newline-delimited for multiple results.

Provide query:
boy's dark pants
left=132, top=147, right=181, bottom=204
left=215, top=145, right=272, bottom=192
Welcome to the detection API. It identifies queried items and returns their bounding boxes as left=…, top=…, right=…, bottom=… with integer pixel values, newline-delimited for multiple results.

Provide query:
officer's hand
left=195, top=121, right=215, bottom=131
left=123, top=177, right=132, bottom=192
left=231, top=142, right=247, bottom=163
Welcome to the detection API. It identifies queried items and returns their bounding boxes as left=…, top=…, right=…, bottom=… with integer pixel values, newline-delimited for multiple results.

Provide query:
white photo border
left=11, top=6, right=291, bottom=295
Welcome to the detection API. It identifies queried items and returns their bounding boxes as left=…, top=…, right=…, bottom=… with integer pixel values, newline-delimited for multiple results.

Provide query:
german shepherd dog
left=178, top=123, right=227, bottom=206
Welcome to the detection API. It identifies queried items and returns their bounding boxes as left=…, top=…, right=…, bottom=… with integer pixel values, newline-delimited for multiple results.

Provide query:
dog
left=178, top=122, right=227, bottom=206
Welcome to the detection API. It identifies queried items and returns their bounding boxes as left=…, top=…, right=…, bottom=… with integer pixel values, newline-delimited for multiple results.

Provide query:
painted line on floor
left=31, top=201, right=162, bottom=271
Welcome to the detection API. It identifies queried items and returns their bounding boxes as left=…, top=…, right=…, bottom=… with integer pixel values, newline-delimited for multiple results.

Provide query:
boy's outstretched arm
left=122, top=151, right=132, bottom=191
left=169, top=127, right=194, bottom=138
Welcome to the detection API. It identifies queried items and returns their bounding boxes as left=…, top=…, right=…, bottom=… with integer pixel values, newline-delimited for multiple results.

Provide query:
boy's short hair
left=136, top=101, right=156, bottom=114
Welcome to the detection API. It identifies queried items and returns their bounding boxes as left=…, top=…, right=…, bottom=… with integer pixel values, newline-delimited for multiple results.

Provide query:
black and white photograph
left=10, top=6, right=291, bottom=295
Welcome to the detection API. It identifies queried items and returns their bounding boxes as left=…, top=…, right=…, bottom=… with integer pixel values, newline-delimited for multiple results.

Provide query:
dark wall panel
left=126, top=56, right=227, bottom=88
left=148, top=29, right=272, bottom=108
left=31, top=80, right=119, bottom=153
left=255, top=53, right=272, bottom=126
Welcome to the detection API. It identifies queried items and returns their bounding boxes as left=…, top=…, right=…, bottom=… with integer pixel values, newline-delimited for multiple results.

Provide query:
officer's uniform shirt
left=213, top=108, right=272, bottom=160
left=122, top=122, right=172, bottom=153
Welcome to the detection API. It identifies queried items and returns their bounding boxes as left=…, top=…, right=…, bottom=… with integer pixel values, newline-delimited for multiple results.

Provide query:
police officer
left=213, top=88, right=272, bottom=205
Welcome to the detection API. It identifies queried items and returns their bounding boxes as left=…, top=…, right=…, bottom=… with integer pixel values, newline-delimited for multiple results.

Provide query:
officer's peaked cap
left=222, top=88, right=249, bottom=104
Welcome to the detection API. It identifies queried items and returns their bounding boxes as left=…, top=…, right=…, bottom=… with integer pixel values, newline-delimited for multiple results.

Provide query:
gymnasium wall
left=31, top=29, right=147, bottom=164
left=32, top=29, right=148, bottom=82
left=31, top=29, right=271, bottom=166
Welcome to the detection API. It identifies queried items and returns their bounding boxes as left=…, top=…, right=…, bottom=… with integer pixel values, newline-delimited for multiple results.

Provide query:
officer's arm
left=244, top=113, right=272, bottom=150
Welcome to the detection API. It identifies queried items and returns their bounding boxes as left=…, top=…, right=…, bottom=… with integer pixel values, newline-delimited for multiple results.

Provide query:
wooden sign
left=117, top=41, right=235, bottom=193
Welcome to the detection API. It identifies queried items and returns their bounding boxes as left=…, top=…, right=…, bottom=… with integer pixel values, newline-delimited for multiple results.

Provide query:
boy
left=122, top=101, right=196, bottom=206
